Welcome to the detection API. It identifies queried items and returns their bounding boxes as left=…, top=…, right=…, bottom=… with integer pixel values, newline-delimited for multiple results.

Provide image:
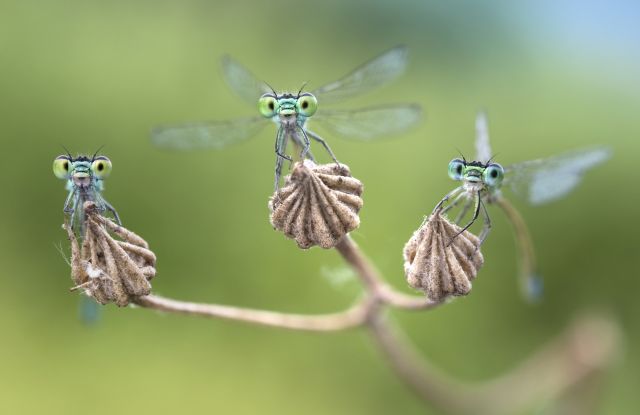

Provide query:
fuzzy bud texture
left=64, top=202, right=156, bottom=306
left=403, top=211, right=484, bottom=301
left=270, top=160, right=364, bottom=249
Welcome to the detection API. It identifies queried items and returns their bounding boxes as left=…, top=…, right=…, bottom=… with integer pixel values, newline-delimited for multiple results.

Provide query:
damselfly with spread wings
left=152, top=46, right=422, bottom=190
left=433, top=112, right=611, bottom=300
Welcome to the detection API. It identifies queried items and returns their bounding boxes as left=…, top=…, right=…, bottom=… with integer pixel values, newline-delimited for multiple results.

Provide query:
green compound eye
left=258, top=94, right=279, bottom=118
left=448, top=159, right=465, bottom=181
left=483, top=163, right=504, bottom=187
left=91, top=156, right=112, bottom=179
left=53, top=155, right=71, bottom=179
left=296, top=93, right=318, bottom=117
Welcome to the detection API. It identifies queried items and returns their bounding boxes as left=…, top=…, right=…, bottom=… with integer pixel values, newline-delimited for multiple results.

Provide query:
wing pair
left=152, top=46, right=421, bottom=150
left=473, top=112, right=611, bottom=205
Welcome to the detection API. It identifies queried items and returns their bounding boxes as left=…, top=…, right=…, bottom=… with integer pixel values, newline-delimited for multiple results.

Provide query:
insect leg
left=454, top=198, right=474, bottom=224
left=69, top=191, right=81, bottom=231
left=292, top=127, right=315, bottom=161
left=477, top=197, right=492, bottom=245
left=63, top=188, right=76, bottom=214
left=447, top=190, right=481, bottom=246
left=297, top=126, right=312, bottom=161
left=103, top=199, right=122, bottom=225
left=440, top=191, right=467, bottom=215
left=305, top=129, right=339, bottom=164
left=274, top=128, right=291, bottom=191
left=431, top=186, right=464, bottom=215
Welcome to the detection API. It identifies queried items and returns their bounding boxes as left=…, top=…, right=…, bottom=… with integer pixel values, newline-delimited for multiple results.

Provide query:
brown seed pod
left=63, top=202, right=156, bottom=307
left=403, top=210, right=484, bottom=301
left=269, top=160, right=364, bottom=249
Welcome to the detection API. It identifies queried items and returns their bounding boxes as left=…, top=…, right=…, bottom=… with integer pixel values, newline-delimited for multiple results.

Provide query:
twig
left=133, top=293, right=372, bottom=332
left=367, top=313, right=620, bottom=415
left=334, top=236, right=442, bottom=310
left=130, top=233, right=620, bottom=414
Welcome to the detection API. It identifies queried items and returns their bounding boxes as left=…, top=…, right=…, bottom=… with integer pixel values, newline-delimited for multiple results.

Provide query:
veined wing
left=151, top=116, right=267, bottom=150
left=310, top=104, right=422, bottom=141
left=311, top=46, right=409, bottom=104
left=221, top=55, right=271, bottom=105
left=474, top=111, right=492, bottom=163
left=504, top=147, right=611, bottom=205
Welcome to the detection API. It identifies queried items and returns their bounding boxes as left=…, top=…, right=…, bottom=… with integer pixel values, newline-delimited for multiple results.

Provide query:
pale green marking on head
left=447, top=158, right=504, bottom=188
left=257, top=93, right=318, bottom=119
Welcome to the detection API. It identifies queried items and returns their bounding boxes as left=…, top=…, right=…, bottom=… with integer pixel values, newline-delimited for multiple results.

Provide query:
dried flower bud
left=269, top=160, right=364, bottom=249
left=64, top=201, right=156, bottom=307
left=403, top=210, right=483, bottom=301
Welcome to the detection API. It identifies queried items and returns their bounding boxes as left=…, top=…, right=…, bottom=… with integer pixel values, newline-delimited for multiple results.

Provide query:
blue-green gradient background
left=1, top=1, right=638, bottom=414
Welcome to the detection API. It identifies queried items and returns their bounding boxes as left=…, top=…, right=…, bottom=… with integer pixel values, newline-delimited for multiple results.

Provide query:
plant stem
left=131, top=233, right=620, bottom=414
left=133, top=294, right=372, bottom=332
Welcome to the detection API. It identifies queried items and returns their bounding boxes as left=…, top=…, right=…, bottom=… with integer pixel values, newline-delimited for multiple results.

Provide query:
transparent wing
left=311, top=46, right=409, bottom=104
left=310, top=104, right=422, bottom=141
left=221, top=55, right=271, bottom=105
left=151, top=116, right=267, bottom=150
left=474, top=111, right=492, bottom=163
left=504, top=147, right=611, bottom=205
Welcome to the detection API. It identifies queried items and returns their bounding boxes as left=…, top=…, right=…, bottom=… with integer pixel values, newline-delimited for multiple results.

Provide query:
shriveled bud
left=64, top=202, right=156, bottom=307
left=403, top=210, right=483, bottom=301
left=269, top=160, right=364, bottom=249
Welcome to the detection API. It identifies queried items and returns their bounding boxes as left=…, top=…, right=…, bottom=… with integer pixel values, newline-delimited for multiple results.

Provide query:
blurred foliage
left=0, top=0, right=638, bottom=414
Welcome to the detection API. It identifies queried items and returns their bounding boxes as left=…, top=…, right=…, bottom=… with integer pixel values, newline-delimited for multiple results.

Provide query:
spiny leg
left=455, top=198, right=474, bottom=225
left=305, top=129, right=339, bottom=164
left=273, top=128, right=291, bottom=191
left=477, top=197, right=492, bottom=245
left=102, top=199, right=121, bottom=226
left=70, top=192, right=81, bottom=233
left=447, top=190, right=481, bottom=246
left=274, top=155, right=285, bottom=192
left=431, top=186, right=464, bottom=215
left=291, top=127, right=316, bottom=161
left=440, top=192, right=467, bottom=216
left=297, top=126, right=312, bottom=161
left=63, top=188, right=76, bottom=215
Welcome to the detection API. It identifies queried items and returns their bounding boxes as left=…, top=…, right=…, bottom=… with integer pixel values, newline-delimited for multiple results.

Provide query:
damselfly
left=53, top=151, right=120, bottom=233
left=434, top=112, right=611, bottom=300
left=53, top=150, right=120, bottom=322
left=152, top=46, right=421, bottom=190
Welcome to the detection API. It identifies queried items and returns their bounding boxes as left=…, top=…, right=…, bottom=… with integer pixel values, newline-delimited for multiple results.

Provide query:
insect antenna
left=455, top=147, right=467, bottom=163
left=296, top=81, right=309, bottom=98
left=486, top=153, right=500, bottom=165
left=91, top=145, right=106, bottom=161
left=61, top=145, right=73, bottom=159
left=264, top=82, right=278, bottom=97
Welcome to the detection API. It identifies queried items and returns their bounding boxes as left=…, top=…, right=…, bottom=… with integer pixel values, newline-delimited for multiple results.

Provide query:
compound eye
left=483, top=163, right=504, bottom=187
left=53, top=155, right=71, bottom=179
left=258, top=94, right=279, bottom=118
left=296, top=93, right=318, bottom=116
left=91, top=156, right=112, bottom=179
left=447, top=159, right=465, bottom=181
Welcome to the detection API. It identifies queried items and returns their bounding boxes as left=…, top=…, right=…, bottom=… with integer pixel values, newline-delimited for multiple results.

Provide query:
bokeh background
left=1, top=0, right=638, bottom=414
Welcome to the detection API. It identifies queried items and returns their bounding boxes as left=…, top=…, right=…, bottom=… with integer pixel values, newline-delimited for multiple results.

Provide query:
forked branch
left=132, top=234, right=619, bottom=414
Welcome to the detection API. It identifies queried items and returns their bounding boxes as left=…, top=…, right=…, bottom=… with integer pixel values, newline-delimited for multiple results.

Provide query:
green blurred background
left=1, top=0, right=638, bottom=413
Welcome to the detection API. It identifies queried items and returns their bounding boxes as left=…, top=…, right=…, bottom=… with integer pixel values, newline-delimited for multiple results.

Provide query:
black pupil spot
left=302, top=101, right=308, bottom=109
left=491, top=169, right=497, bottom=178
left=457, top=165, right=462, bottom=174
left=268, top=101, right=274, bottom=110
left=63, top=161, right=68, bottom=170
left=97, top=163, right=104, bottom=171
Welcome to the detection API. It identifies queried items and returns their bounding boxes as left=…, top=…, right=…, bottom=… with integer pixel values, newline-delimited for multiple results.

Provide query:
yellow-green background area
left=1, top=1, right=638, bottom=414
